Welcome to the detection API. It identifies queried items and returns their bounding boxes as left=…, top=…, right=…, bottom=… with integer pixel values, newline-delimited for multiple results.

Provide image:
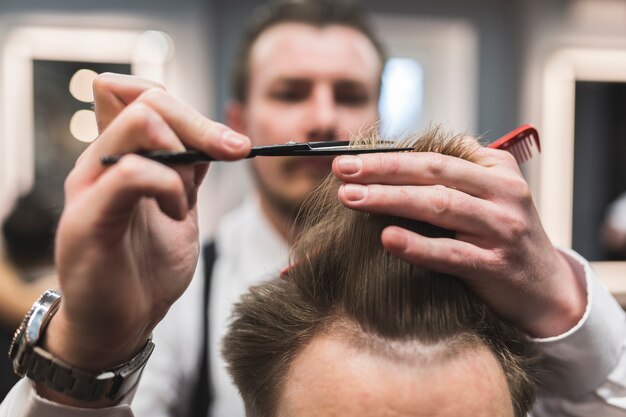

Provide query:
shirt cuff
left=533, top=247, right=626, bottom=398
left=0, top=379, right=135, bottom=417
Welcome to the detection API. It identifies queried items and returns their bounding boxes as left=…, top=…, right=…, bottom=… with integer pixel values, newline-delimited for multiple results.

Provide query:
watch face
left=8, top=289, right=60, bottom=373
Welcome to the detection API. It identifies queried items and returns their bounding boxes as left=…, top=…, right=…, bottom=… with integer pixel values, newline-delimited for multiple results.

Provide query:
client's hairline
left=318, top=313, right=490, bottom=366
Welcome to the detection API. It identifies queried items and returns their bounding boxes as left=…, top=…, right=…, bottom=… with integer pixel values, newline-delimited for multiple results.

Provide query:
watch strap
left=9, top=289, right=155, bottom=403
left=21, top=340, right=154, bottom=402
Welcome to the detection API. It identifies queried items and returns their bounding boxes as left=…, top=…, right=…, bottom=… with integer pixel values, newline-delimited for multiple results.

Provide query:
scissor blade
left=292, top=146, right=414, bottom=156
left=101, top=141, right=414, bottom=165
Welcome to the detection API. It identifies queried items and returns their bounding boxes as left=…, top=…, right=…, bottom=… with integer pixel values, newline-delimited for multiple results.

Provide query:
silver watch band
left=20, top=340, right=154, bottom=402
left=9, top=289, right=155, bottom=403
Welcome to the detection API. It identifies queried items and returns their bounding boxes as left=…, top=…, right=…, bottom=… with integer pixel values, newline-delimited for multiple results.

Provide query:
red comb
left=488, top=124, right=541, bottom=164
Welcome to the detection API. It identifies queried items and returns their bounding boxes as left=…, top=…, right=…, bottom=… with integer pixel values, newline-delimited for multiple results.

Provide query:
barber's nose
left=307, top=85, right=338, bottom=141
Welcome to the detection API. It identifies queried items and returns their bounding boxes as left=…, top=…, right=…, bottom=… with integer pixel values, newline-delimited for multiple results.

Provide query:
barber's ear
left=225, top=100, right=246, bottom=134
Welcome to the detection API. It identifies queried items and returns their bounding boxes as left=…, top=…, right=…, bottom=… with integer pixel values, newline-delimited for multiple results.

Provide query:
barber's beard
left=251, top=159, right=331, bottom=237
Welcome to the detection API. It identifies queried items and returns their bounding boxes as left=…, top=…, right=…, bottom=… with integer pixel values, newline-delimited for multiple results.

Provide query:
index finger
left=332, top=152, right=499, bottom=198
left=95, top=73, right=251, bottom=160
left=93, top=73, right=165, bottom=132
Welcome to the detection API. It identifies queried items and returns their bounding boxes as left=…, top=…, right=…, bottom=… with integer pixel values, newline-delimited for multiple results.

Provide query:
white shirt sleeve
left=533, top=248, right=626, bottom=416
left=0, top=379, right=134, bottom=417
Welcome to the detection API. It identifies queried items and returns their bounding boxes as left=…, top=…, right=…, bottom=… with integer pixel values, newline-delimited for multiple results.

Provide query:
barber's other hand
left=333, top=148, right=586, bottom=338
left=47, top=74, right=251, bottom=377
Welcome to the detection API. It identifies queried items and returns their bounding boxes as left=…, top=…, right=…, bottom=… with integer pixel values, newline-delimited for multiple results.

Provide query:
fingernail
left=336, top=156, right=362, bottom=175
left=342, top=184, right=367, bottom=202
left=223, top=131, right=249, bottom=151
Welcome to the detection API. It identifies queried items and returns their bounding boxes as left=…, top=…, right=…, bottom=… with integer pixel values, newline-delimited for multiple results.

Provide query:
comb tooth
left=523, top=140, right=531, bottom=161
left=511, top=146, right=522, bottom=164
left=519, top=145, right=528, bottom=163
left=530, top=132, right=540, bottom=152
left=524, top=138, right=533, bottom=160
left=530, top=134, right=538, bottom=154
left=518, top=142, right=527, bottom=162
left=519, top=142, right=529, bottom=162
left=529, top=137, right=536, bottom=158
left=509, top=146, right=516, bottom=162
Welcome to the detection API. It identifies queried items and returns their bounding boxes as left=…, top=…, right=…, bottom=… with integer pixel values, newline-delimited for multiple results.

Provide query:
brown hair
left=231, top=0, right=387, bottom=103
left=223, top=128, right=539, bottom=417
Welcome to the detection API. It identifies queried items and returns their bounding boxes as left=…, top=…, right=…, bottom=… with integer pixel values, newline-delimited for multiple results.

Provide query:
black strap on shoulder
left=188, top=241, right=217, bottom=417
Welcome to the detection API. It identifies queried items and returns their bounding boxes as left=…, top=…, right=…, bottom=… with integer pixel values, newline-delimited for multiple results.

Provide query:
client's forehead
left=276, top=330, right=514, bottom=417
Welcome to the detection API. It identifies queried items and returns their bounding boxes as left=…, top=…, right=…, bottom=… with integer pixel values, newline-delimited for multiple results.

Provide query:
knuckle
left=504, top=174, right=533, bottom=204
left=502, top=212, right=529, bottom=241
left=430, top=184, right=451, bottom=215
left=198, top=119, right=226, bottom=142
left=500, top=151, right=517, bottom=165
left=167, top=174, right=185, bottom=194
left=125, top=103, right=167, bottom=148
left=126, top=101, right=155, bottom=123
left=385, top=154, right=402, bottom=175
left=157, top=169, right=182, bottom=194
left=499, top=150, right=519, bottom=166
left=116, top=155, right=143, bottom=179
left=64, top=171, right=80, bottom=196
left=92, top=73, right=114, bottom=96
left=446, top=244, right=466, bottom=267
left=150, top=80, right=166, bottom=91
left=482, top=251, right=506, bottom=274
left=138, top=87, right=167, bottom=105
left=425, top=152, right=447, bottom=178
left=369, top=153, right=399, bottom=177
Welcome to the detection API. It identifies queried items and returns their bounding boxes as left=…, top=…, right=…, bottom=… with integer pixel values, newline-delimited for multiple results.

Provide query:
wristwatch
left=8, top=289, right=155, bottom=402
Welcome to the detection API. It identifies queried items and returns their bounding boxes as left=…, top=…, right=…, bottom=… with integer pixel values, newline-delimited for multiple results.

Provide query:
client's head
left=223, top=129, right=539, bottom=417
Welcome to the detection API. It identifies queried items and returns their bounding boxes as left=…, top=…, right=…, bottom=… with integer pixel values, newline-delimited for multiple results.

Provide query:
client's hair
left=222, top=128, right=539, bottom=417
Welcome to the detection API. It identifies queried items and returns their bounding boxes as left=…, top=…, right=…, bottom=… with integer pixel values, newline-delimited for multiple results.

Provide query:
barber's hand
left=333, top=148, right=586, bottom=338
left=45, top=74, right=251, bottom=386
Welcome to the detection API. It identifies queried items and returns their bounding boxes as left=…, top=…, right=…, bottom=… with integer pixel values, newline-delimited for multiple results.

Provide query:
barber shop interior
left=1, top=0, right=626, bottom=416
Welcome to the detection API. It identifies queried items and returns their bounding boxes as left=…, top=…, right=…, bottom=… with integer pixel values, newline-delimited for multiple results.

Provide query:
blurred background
left=0, top=0, right=625, bottom=399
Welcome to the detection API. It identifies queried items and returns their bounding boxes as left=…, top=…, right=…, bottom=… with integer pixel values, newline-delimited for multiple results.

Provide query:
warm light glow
left=70, top=110, right=98, bottom=143
left=1, top=26, right=173, bottom=222
left=135, top=30, right=174, bottom=64
left=69, top=69, right=98, bottom=103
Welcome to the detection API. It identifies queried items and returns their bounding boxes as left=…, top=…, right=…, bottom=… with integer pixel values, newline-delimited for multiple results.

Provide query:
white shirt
left=209, top=196, right=289, bottom=417
left=2, top=197, right=626, bottom=417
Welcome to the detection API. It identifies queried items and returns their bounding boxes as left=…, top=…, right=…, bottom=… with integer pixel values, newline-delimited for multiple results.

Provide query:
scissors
left=101, top=140, right=415, bottom=165
left=101, top=125, right=541, bottom=166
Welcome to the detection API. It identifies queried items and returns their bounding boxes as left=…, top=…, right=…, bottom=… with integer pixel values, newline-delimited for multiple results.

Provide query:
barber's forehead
left=249, top=22, right=382, bottom=81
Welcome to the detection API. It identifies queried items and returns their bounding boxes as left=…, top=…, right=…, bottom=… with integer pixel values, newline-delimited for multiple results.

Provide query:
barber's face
left=230, top=23, right=380, bottom=214
left=277, top=333, right=515, bottom=417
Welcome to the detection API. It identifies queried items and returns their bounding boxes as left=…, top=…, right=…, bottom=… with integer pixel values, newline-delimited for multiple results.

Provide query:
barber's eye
left=270, top=86, right=310, bottom=102
left=270, top=91, right=306, bottom=102
left=335, top=92, right=369, bottom=106
left=335, top=86, right=370, bottom=106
